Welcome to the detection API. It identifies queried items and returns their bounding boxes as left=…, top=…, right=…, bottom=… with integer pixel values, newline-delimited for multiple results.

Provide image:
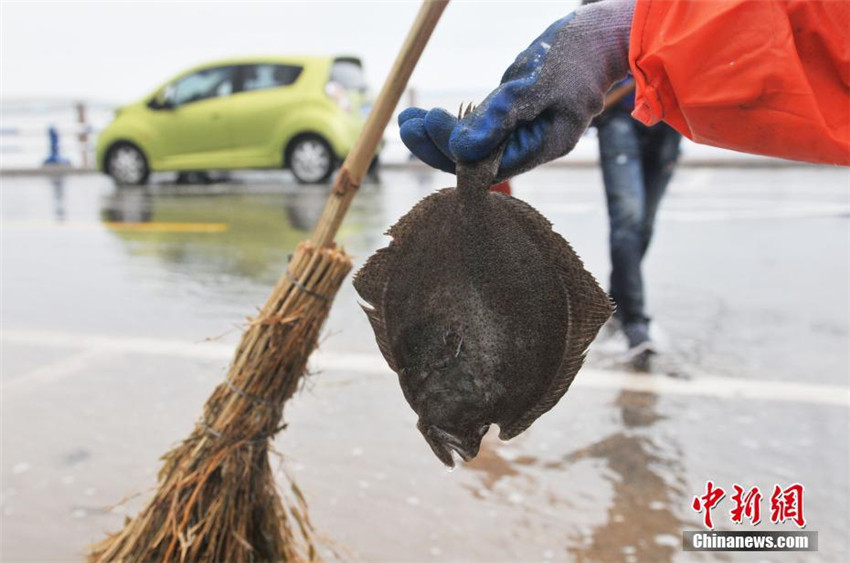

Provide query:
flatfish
left=354, top=138, right=613, bottom=467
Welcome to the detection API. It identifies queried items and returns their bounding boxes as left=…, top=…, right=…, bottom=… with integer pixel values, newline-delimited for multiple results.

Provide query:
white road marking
left=535, top=203, right=596, bottom=215
left=2, top=329, right=848, bottom=407
left=519, top=198, right=848, bottom=222
left=677, top=168, right=714, bottom=191
left=1, top=348, right=109, bottom=392
left=316, top=352, right=850, bottom=408
left=574, top=369, right=850, bottom=407
left=1, top=329, right=233, bottom=360
left=666, top=197, right=848, bottom=208
left=660, top=203, right=850, bottom=222
left=0, top=221, right=228, bottom=232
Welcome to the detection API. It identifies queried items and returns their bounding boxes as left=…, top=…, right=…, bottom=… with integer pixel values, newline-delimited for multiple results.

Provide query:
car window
left=329, top=60, right=366, bottom=92
left=173, top=67, right=235, bottom=106
left=242, top=64, right=302, bottom=92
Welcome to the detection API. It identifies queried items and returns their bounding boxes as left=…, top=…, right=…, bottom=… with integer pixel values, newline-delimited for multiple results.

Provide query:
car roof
left=188, top=55, right=360, bottom=69
left=144, top=55, right=363, bottom=99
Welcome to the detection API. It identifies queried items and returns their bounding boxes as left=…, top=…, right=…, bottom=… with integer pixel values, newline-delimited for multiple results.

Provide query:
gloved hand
left=399, top=0, right=634, bottom=179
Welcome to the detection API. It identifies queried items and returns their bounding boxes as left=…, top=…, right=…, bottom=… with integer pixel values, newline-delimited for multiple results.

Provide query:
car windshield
left=172, top=67, right=235, bottom=105
left=329, top=60, right=365, bottom=92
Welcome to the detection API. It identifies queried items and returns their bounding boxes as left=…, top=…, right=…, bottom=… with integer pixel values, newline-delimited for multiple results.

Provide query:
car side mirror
left=150, top=87, right=177, bottom=110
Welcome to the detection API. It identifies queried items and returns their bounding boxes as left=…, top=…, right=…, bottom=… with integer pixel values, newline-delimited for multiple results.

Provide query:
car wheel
left=288, top=135, right=334, bottom=184
left=106, top=143, right=149, bottom=185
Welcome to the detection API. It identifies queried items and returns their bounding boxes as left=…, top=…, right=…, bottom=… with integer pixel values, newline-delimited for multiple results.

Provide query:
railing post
left=75, top=101, right=89, bottom=168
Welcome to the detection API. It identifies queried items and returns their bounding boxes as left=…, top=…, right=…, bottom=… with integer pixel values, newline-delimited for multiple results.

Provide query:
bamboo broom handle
left=603, top=80, right=636, bottom=111
left=311, top=0, right=449, bottom=248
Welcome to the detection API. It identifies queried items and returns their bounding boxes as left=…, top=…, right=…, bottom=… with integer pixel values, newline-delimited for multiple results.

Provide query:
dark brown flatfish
left=353, top=149, right=613, bottom=467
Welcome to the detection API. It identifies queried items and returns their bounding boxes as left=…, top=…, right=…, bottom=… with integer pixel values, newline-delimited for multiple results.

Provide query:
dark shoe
left=598, top=316, right=623, bottom=341
left=623, top=322, right=651, bottom=349
left=629, top=346, right=654, bottom=372
left=622, top=322, right=655, bottom=372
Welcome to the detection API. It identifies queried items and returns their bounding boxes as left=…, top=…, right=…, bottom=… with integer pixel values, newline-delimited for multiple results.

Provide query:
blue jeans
left=597, top=112, right=681, bottom=327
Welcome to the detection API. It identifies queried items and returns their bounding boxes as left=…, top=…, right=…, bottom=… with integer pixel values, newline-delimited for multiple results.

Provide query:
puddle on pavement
left=460, top=388, right=691, bottom=563
left=564, top=391, right=688, bottom=563
left=97, top=181, right=389, bottom=271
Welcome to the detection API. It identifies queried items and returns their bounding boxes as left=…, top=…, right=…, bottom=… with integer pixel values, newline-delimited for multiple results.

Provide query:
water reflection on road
left=460, top=388, right=688, bottom=563
left=98, top=182, right=363, bottom=284
left=565, top=391, right=686, bottom=563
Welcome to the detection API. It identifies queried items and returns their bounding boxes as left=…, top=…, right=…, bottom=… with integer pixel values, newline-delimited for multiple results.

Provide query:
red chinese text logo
left=770, top=483, right=806, bottom=528
left=692, top=481, right=806, bottom=529
left=730, top=485, right=762, bottom=525
left=692, top=481, right=726, bottom=529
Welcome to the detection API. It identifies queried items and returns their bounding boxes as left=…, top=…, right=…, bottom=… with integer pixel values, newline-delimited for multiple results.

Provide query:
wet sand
left=2, top=167, right=848, bottom=561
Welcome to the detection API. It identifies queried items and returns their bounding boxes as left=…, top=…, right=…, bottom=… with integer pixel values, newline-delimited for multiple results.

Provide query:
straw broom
left=89, top=2, right=449, bottom=560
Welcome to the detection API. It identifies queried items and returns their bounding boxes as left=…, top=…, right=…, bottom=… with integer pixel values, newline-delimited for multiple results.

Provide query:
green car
left=96, top=56, right=372, bottom=184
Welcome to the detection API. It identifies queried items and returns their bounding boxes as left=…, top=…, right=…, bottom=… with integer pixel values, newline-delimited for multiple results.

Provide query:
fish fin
left=387, top=188, right=454, bottom=240
left=353, top=247, right=398, bottom=372
left=352, top=246, right=391, bottom=307
left=362, top=302, right=398, bottom=372
left=498, top=198, right=614, bottom=440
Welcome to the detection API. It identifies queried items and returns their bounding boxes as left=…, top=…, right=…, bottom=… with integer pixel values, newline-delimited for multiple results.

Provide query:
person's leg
left=597, top=113, right=648, bottom=341
left=639, top=123, right=682, bottom=257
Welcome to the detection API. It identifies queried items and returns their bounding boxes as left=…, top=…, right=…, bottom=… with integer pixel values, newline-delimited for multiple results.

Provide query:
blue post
left=43, top=126, right=70, bottom=166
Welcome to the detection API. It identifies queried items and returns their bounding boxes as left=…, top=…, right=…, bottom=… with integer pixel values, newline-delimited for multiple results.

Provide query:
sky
left=0, top=1, right=580, bottom=104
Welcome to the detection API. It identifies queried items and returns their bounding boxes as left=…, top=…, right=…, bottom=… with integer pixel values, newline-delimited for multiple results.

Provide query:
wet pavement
left=1, top=166, right=849, bottom=562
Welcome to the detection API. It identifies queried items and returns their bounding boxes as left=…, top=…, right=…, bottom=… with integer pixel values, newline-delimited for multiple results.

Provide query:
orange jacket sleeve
left=629, top=0, right=850, bottom=165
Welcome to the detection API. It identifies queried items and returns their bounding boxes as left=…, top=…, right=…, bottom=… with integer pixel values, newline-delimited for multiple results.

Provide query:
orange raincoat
left=629, top=0, right=849, bottom=165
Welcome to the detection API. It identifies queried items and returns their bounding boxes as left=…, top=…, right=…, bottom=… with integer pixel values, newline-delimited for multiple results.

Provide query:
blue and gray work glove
left=399, top=0, right=634, bottom=179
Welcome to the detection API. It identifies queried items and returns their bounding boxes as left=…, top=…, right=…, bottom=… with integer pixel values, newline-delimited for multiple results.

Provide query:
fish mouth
left=417, top=421, right=488, bottom=468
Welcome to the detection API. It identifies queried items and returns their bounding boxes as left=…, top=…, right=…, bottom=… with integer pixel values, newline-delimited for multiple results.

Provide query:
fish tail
left=456, top=111, right=505, bottom=200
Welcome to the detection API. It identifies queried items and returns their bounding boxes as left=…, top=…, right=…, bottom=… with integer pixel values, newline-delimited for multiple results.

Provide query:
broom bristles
left=90, top=241, right=352, bottom=562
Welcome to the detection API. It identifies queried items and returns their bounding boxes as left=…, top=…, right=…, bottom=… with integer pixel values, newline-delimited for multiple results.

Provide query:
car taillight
left=325, top=81, right=351, bottom=112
